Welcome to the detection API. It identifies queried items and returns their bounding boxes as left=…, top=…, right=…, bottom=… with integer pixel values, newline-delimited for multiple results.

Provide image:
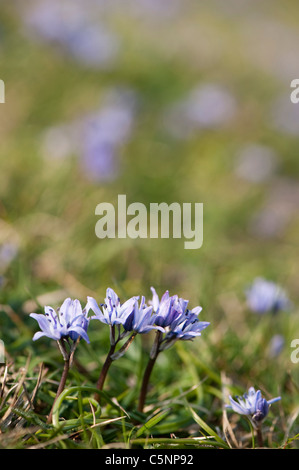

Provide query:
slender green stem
left=248, top=418, right=255, bottom=448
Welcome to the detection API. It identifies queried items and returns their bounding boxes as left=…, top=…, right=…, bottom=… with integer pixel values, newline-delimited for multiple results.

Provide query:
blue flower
left=87, top=288, right=137, bottom=327
left=169, top=312, right=209, bottom=340
left=80, top=89, right=136, bottom=182
left=30, top=298, right=90, bottom=344
left=245, top=277, right=290, bottom=314
left=149, top=288, right=209, bottom=350
left=122, top=296, right=165, bottom=334
left=23, top=1, right=119, bottom=69
left=162, top=310, right=210, bottom=350
left=40, top=88, right=136, bottom=183
left=268, top=334, right=285, bottom=358
left=228, top=387, right=281, bottom=428
left=149, top=287, right=182, bottom=327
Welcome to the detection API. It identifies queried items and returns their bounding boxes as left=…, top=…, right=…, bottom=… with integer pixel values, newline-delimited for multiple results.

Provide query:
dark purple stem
left=138, top=331, right=163, bottom=413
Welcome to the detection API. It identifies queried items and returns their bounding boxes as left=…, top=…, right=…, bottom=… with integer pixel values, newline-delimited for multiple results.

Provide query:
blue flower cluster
left=29, top=283, right=284, bottom=430
left=30, top=286, right=210, bottom=416
left=30, top=286, right=210, bottom=349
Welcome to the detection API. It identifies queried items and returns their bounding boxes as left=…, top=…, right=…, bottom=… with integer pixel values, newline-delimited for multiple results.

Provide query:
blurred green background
left=1, top=0, right=299, bottom=446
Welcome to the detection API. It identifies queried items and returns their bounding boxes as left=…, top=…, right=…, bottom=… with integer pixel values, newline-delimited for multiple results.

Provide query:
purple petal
left=69, top=325, right=90, bottom=343
left=191, top=306, right=203, bottom=316
left=267, top=396, right=281, bottom=405
left=229, top=396, right=250, bottom=416
left=160, top=290, right=170, bottom=303
left=150, top=287, right=160, bottom=311
left=105, top=288, right=120, bottom=307
left=30, top=312, right=50, bottom=329
left=58, top=298, right=73, bottom=325
left=32, top=331, right=55, bottom=341
left=87, top=296, right=104, bottom=319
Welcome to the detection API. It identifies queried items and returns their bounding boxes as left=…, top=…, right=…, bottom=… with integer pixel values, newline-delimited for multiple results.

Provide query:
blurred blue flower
left=30, top=298, right=90, bottom=343
left=65, top=23, right=119, bottom=68
left=41, top=88, right=136, bottom=182
left=268, top=334, right=285, bottom=358
left=80, top=90, right=136, bottom=181
left=164, top=83, right=237, bottom=139
left=228, top=387, right=281, bottom=428
left=245, top=277, right=290, bottom=314
left=0, top=242, right=18, bottom=273
left=23, top=0, right=119, bottom=69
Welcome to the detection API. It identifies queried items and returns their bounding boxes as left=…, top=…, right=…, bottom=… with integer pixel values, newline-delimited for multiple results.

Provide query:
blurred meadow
left=1, top=0, right=299, bottom=449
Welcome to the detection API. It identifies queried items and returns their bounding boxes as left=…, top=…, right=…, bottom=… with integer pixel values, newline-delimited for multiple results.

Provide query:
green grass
left=1, top=0, right=299, bottom=449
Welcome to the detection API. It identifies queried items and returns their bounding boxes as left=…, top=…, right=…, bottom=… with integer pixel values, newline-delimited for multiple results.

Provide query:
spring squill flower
left=30, top=298, right=90, bottom=344
left=87, top=288, right=136, bottom=331
left=164, top=84, right=236, bottom=139
left=41, top=88, right=136, bottom=183
left=80, top=88, right=136, bottom=182
left=228, top=387, right=281, bottom=426
left=30, top=298, right=91, bottom=423
left=23, top=0, right=119, bottom=69
left=149, top=287, right=182, bottom=327
left=138, top=288, right=209, bottom=413
left=245, top=277, right=290, bottom=314
left=162, top=310, right=210, bottom=350
left=149, top=287, right=209, bottom=351
left=122, top=295, right=165, bottom=334
left=227, top=386, right=281, bottom=446
left=268, top=334, right=285, bottom=358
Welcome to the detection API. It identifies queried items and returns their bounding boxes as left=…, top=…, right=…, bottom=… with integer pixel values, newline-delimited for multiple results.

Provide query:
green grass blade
left=188, top=405, right=229, bottom=448
left=51, top=385, right=127, bottom=428
left=135, top=408, right=171, bottom=438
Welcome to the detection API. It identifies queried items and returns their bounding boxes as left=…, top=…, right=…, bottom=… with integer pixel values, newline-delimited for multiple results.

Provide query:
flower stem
left=256, top=427, right=263, bottom=447
left=95, top=342, right=116, bottom=401
left=137, top=331, right=162, bottom=413
left=47, top=355, right=70, bottom=424
left=95, top=328, right=137, bottom=402
left=137, top=354, right=158, bottom=413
